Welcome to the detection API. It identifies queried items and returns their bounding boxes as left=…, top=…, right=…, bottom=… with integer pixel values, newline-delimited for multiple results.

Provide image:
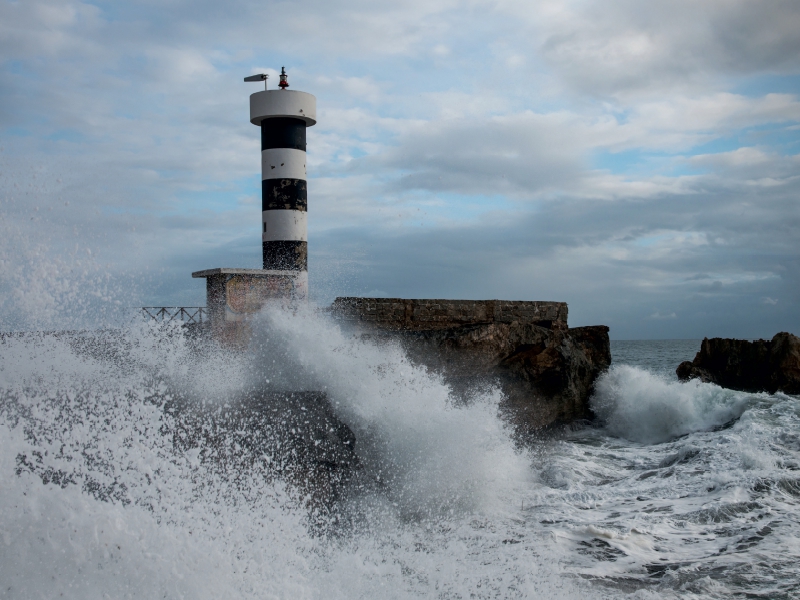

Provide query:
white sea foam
left=1, top=216, right=795, bottom=597
left=591, top=365, right=754, bottom=444
left=3, top=322, right=800, bottom=598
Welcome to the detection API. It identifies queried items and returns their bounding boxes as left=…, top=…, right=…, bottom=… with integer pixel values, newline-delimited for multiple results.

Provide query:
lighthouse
left=192, top=68, right=315, bottom=336
left=250, top=67, right=315, bottom=278
left=248, top=67, right=316, bottom=288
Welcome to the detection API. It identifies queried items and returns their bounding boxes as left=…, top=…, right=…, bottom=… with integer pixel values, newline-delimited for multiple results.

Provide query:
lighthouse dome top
left=249, top=89, right=316, bottom=126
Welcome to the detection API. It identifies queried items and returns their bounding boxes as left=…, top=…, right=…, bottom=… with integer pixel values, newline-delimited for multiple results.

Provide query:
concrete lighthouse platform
left=331, top=297, right=611, bottom=432
left=191, top=268, right=306, bottom=341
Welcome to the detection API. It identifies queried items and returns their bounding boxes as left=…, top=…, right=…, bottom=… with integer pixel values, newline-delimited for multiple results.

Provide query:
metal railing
left=141, top=307, right=207, bottom=325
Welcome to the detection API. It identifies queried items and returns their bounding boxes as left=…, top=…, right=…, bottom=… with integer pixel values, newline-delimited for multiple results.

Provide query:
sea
left=1, top=310, right=798, bottom=599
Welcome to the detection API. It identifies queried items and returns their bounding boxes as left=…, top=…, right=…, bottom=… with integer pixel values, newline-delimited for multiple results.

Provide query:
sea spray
left=0, top=326, right=315, bottom=599
left=4, top=319, right=799, bottom=597
left=249, top=306, right=533, bottom=518
left=0, top=308, right=593, bottom=599
left=591, top=365, right=754, bottom=444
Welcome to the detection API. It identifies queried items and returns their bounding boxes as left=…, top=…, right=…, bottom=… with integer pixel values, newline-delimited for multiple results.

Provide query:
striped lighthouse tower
left=247, top=67, right=316, bottom=299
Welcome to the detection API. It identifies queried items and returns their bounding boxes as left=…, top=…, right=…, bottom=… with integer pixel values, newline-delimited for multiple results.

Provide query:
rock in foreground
left=331, top=298, right=611, bottom=432
left=168, top=391, right=358, bottom=507
left=677, top=332, right=800, bottom=394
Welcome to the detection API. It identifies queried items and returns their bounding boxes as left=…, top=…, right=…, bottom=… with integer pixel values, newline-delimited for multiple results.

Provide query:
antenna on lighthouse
left=244, top=73, right=269, bottom=91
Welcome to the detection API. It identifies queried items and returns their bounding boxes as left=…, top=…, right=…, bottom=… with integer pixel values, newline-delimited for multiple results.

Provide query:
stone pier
left=330, top=297, right=568, bottom=331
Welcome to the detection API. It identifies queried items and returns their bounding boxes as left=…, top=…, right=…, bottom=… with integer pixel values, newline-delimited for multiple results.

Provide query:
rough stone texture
left=330, top=297, right=569, bottom=331
left=676, top=332, right=800, bottom=394
left=331, top=298, right=610, bottom=431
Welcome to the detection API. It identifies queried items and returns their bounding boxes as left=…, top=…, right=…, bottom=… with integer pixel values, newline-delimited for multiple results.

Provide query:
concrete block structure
left=329, top=297, right=611, bottom=431
left=330, top=298, right=569, bottom=331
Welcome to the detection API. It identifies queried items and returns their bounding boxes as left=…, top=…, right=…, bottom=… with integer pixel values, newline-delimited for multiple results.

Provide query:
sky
left=0, top=0, right=799, bottom=338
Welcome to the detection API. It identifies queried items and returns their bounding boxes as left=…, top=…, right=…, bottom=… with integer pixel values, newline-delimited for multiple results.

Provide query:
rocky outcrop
left=331, top=298, right=611, bottom=432
left=677, top=332, right=800, bottom=394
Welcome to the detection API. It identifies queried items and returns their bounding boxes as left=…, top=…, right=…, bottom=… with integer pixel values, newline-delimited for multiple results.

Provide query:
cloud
left=0, top=0, right=798, bottom=339
left=648, top=311, right=677, bottom=320
left=522, top=0, right=800, bottom=96
left=688, top=147, right=800, bottom=181
left=379, top=111, right=587, bottom=197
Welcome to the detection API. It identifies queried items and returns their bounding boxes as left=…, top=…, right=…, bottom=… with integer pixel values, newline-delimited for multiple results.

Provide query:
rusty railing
left=141, top=307, right=207, bottom=325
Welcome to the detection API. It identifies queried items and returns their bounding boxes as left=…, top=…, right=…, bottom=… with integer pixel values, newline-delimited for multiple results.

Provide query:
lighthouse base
left=192, top=268, right=307, bottom=344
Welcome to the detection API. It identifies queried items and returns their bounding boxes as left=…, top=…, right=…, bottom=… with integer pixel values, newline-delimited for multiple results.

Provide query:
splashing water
left=591, top=365, right=753, bottom=444
left=250, top=307, right=532, bottom=517
left=1, top=242, right=799, bottom=599
left=0, top=310, right=595, bottom=599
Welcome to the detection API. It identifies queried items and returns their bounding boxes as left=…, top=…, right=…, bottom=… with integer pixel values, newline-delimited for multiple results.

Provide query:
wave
left=249, top=306, right=533, bottom=516
left=591, top=365, right=755, bottom=444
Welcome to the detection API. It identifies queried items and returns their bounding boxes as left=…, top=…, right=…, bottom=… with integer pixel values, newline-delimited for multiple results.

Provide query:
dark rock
left=167, top=390, right=358, bottom=507
left=331, top=298, right=611, bottom=432
left=411, top=322, right=611, bottom=431
left=496, top=324, right=611, bottom=432
left=676, top=332, right=800, bottom=394
left=676, top=360, right=712, bottom=383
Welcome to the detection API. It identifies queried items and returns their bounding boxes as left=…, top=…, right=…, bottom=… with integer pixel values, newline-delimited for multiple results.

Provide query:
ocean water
left=1, top=315, right=798, bottom=599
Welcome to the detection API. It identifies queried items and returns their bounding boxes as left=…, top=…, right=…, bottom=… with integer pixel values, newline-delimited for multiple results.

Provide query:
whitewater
left=1, top=311, right=799, bottom=599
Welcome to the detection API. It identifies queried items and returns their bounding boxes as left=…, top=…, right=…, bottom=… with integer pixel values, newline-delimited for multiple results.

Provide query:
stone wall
left=330, top=297, right=568, bottom=331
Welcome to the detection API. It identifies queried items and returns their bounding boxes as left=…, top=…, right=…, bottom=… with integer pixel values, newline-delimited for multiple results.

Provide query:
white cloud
left=648, top=311, right=677, bottom=320
left=0, top=0, right=798, bottom=337
left=500, top=0, right=800, bottom=96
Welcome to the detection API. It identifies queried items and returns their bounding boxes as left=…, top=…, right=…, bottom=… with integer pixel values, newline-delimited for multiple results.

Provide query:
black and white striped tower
left=247, top=68, right=316, bottom=299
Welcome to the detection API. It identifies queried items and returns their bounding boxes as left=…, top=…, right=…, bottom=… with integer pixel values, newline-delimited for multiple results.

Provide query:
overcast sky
left=1, top=0, right=799, bottom=338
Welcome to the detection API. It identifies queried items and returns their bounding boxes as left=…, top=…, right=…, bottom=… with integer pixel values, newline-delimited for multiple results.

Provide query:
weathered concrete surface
left=677, top=332, right=800, bottom=394
left=330, top=297, right=569, bottom=331
left=331, top=298, right=611, bottom=432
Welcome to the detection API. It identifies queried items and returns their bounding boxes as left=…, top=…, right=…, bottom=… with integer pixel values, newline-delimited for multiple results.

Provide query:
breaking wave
left=591, top=365, right=755, bottom=444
